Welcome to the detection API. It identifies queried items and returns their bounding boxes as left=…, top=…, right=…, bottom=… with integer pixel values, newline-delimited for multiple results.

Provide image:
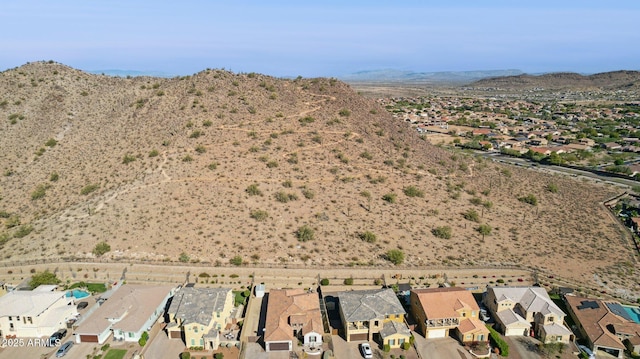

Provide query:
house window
left=217, top=312, right=220, bottom=318
left=389, top=339, right=395, bottom=346
left=399, top=338, right=405, bottom=345
left=191, top=339, right=195, bottom=346
left=310, top=336, right=316, bottom=342
left=548, top=316, right=554, bottom=322
left=478, top=334, right=484, bottom=341
left=194, top=326, right=198, bottom=333
left=200, top=339, right=204, bottom=345
left=128, top=332, right=134, bottom=338
left=374, top=320, right=379, bottom=327
left=462, top=312, right=466, bottom=317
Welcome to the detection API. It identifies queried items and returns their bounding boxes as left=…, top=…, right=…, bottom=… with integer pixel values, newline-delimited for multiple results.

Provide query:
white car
left=359, top=342, right=373, bottom=359
left=479, top=308, right=490, bottom=321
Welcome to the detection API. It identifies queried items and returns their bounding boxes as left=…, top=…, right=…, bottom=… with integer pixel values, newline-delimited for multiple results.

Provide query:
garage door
left=349, top=333, right=368, bottom=341
left=79, top=334, right=99, bottom=343
left=504, top=327, right=527, bottom=336
left=268, top=342, right=290, bottom=351
left=169, top=331, right=182, bottom=339
left=426, top=329, right=447, bottom=339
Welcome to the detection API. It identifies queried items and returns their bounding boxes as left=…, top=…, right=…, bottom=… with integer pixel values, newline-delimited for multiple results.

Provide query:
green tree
left=463, top=209, right=480, bottom=222
left=92, top=241, right=111, bottom=257
left=29, top=270, right=60, bottom=289
left=477, top=224, right=492, bottom=240
left=229, top=255, right=243, bottom=266
left=386, top=249, right=405, bottom=265
left=320, top=278, right=330, bottom=286
left=178, top=252, right=190, bottom=263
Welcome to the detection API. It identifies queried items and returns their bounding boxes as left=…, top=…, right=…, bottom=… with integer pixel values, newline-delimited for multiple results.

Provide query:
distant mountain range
left=469, top=70, right=640, bottom=90
left=339, top=69, right=525, bottom=84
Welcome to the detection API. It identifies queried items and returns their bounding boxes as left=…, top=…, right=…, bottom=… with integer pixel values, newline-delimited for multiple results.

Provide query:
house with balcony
left=336, top=288, right=410, bottom=348
left=263, top=288, right=324, bottom=352
left=166, top=287, right=234, bottom=350
left=410, top=287, right=489, bottom=343
left=0, top=287, right=76, bottom=338
left=484, top=287, right=572, bottom=343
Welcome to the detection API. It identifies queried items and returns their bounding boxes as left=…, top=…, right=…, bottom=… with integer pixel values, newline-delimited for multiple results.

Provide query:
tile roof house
left=410, top=287, right=489, bottom=343
left=0, top=289, right=76, bottom=338
left=565, top=295, right=640, bottom=358
left=75, top=285, right=175, bottom=344
left=166, top=287, right=234, bottom=350
left=264, top=289, right=324, bottom=352
left=484, top=287, right=572, bottom=343
left=336, top=288, right=410, bottom=348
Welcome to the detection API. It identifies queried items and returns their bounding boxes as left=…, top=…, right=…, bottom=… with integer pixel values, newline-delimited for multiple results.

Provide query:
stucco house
left=166, top=287, right=234, bottom=350
left=336, top=288, right=410, bottom=348
left=264, top=289, right=324, bottom=352
left=484, top=287, right=572, bottom=343
left=565, top=295, right=640, bottom=358
left=410, top=287, right=489, bottom=343
left=75, top=284, right=175, bottom=344
left=0, top=287, right=76, bottom=338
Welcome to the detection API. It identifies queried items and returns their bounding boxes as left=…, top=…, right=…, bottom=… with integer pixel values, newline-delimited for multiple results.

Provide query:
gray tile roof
left=168, top=287, right=231, bottom=325
left=337, top=289, right=405, bottom=322
left=380, top=320, right=411, bottom=339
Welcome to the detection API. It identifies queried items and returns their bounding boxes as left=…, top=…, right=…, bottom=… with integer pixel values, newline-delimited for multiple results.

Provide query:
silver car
left=56, top=341, right=74, bottom=357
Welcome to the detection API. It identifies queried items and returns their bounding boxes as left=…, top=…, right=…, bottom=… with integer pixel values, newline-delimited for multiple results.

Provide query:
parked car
left=56, top=341, right=74, bottom=357
left=479, top=308, right=490, bottom=321
left=77, top=301, right=89, bottom=309
left=48, top=329, right=67, bottom=346
left=359, top=342, right=373, bottom=359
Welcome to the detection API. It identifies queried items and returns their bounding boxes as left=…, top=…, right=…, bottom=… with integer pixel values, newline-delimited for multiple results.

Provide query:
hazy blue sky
left=2, top=1, right=639, bottom=77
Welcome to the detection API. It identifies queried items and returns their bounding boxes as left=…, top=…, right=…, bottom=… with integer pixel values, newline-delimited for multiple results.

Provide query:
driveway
left=412, top=332, right=472, bottom=359
left=143, top=330, right=185, bottom=359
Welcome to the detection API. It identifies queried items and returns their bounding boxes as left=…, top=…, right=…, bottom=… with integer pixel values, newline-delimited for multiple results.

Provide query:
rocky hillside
left=469, top=70, right=640, bottom=90
left=0, top=62, right=635, bottom=297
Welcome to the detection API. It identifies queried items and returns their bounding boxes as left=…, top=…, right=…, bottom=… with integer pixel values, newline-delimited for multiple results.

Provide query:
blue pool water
left=622, top=305, right=640, bottom=324
left=66, top=289, right=90, bottom=299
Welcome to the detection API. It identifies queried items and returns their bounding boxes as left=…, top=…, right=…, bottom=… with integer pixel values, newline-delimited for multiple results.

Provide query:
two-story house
left=410, top=287, right=489, bottom=343
left=263, top=289, right=324, bottom=352
left=166, top=287, right=234, bottom=350
left=0, top=286, right=76, bottom=338
left=484, top=287, right=572, bottom=343
left=336, top=288, right=410, bottom=348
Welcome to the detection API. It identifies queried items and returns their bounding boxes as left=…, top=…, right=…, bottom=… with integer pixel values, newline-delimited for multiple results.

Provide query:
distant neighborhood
left=383, top=96, right=640, bottom=178
left=2, top=270, right=640, bottom=359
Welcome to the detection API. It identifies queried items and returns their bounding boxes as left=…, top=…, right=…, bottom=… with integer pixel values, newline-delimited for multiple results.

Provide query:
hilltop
left=469, top=70, right=640, bottom=91
left=0, top=61, right=635, bottom=297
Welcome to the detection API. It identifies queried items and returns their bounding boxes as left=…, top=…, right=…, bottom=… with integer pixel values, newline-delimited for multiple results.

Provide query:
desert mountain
left=469, top=70, right=640, bottom=90
left=0, top=61, right=635, bottom=295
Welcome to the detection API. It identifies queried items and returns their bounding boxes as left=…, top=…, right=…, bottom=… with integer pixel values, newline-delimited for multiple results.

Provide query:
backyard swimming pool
left=66, top=289, right=90, bottom=299
left=622, top=305, right=640, bottom=324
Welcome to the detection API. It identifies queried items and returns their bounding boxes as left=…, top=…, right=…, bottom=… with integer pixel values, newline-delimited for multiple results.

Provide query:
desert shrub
left=49, top=172, right=59, bottom=182
left=13, top=225, right=33, bottom=238
left=382, top=193, right=397, bottom=203
left=360, top=151, right=373, bottom=160
left=189, top=130, right=202, bottom=138
left=403, top=186, right=424, bottom=198
left=180, top=352, right=191, bottom=359
left=266, top=160, right=278, bottom=168
left=198, top=272, right=210, bottom=278
left=275, top=191, right=297, bottom=203
left=344, top=277, right=354, bottom=285
left=250, top=209, right=269, bottom=221
left=246, top=184, right=262, bottom=196
left=299, top=116, right=315, bottom=126
left=463, top=209, right=480, bottom=222
left=148, top=149, right=159, bottom=157
left=5, top=215, right=20, bottom=228
left=282, top=179, right=292, bottom=188
left=195, top=145, right=206, bottom=154
left=359, top=231, right=377, bottom=243
left=122, top=154, right=136, bottom=164
left=432, top=226, right=452, bottom=239
left=296, top=225, right=315, bottom=242
left=547, top=183, right=558, bottom=193
left=45, top=138, right=57, bottom=147
left=92, top=241, right=111, bottom=256
left=477, top=224, right=492, bottom=236
left=301, top=187, right=315, bottom=199
left=229, top=256, right=243, bottom=266
left=207, top=162, right=219, bottom=170
left=31, top=184, right=49, bottom=200
left=80, top=184, right=99, bottom=195
left=178, top=252, right=190, bottom=263
left=202, top=120, right=212, bottom=127
left=338, top=109, right=351, bottom=117
left=402, top=341, right=411, bottom=350
left=182, top=155, right=193, bottom=162
left=320, top=278, right=330, bottom=286
left=386, top=249, right=405, bottom=265
left=518, top=194, right=538, bottom=206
